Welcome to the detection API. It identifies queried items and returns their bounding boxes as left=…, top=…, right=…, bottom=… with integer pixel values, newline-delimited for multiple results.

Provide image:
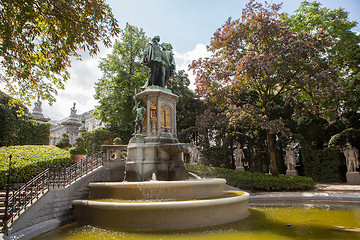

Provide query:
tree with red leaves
left=190, top=0, right=341, bottom=176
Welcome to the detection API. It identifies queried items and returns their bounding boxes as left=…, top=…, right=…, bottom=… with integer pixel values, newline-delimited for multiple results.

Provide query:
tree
left=166, top=70, right=205, bottom=143
left=0, top=0, right=119, bottom=104
left=94, top=23, right=148, bottom=143
left=190, top=0, right=341, bottom=176
left=284, top=1, right=360, bottom=113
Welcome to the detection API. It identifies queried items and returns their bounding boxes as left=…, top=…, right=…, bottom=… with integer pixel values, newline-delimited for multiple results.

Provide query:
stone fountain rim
left=73, top=191, right=249, bottom=209
left=89, top=178, right=226, bottom=188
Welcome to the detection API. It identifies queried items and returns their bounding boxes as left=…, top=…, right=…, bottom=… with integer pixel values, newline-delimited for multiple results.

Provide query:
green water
left=35, top=205, right=360, bottom=240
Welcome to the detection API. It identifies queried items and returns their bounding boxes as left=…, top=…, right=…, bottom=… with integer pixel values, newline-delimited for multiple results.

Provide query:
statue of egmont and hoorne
left=133, top=35, right=176, bottom=135
left=142, top=35, right=175, bottom=88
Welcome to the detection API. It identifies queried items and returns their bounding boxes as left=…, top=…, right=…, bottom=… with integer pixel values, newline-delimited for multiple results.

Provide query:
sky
left=39, top=0, right=360, bottom=120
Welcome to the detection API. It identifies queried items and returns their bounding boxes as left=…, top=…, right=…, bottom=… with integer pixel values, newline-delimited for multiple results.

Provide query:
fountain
left=72, top=35, right=249, bottom=230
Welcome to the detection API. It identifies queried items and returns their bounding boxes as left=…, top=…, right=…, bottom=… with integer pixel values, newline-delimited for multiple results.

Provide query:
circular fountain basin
left=73, top=191, right=249, bottom=230
left=72, top=178, right=249, bottom=230
left=88, top=178, right=227, bottom=200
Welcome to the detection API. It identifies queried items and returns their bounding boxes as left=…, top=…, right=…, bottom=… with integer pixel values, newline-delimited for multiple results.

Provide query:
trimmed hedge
left=328, top=128, right=360, bottom=149
left=0, top=145, right=72, bottom=188
left=15, top=120, right=51, bottom=145
left=185, top=164, right=316, bottom=191
left=302, top=149, right=344, bottom=183
left=69, top=136, right=87, bottom=155
left=83, top=128, right=115, bottom=154
left=0, top=119, right=50, bottom=147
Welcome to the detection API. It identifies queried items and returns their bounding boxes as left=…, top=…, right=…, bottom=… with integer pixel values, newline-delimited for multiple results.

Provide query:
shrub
left=55, top=133, right=72, bottom=149
left=328, top=128, right=360, bottom=149
left=113, top=137, right=122, bottom=145
left=302, top=149, right=345, bottom=183
left=83, top=128, right=115, bottom=154
left=15, top=120, right=51, bottom=145
left=0, top=145, right=72, bottom=188
left=185, top=164, right=316, bottom=191
left=69, top=136, right=87, bottom=155
left=0, top=92, right=50, bottom=146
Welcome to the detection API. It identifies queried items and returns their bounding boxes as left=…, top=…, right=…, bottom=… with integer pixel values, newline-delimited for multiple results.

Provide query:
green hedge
left=15, top=120, right=51, bottom=145
left=185, top=164, right=316, bottom=191
left=83, top=128, right=115, bottom=154
left=302, top=149, right=344, bottom=183
left=328, top=128, right=360, bottom=149
left=0, top=119, right=50, bottom=147
left=0, top=145, right=72, bottom=188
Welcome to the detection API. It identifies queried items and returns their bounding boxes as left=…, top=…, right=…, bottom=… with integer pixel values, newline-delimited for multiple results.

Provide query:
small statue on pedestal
left=133, top=97, right=146, bottom=135
left=234, top=144, right=245, bottom=171
left=70, top=102, right=77, bottom=116
left=285, top=145, right=296, bottom=171
left=285, top=145, right=298, bottom=176
left=343, top=144, right=359, bottom=172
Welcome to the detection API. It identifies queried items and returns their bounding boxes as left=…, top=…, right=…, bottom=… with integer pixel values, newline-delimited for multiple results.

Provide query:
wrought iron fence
left=2, top=152, right=103, bottom=231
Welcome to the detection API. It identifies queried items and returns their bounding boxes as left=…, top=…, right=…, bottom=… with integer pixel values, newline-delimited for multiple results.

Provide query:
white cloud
left=41, top=45, right=112, bottom=120
left=40, top=43, right=211, bottom=120
left=174, top=44, right=211, bottom=90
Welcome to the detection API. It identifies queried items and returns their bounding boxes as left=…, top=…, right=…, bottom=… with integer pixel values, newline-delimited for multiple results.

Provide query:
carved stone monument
left=234, top=145, right=245, bottom=171
left=343, top=144, right=360, bottom=184
left=125, top=36, right=188, bottom=181
left=32, top=96, right=50, bottom=122
left=285, top=145, right=298, bottom=176
left=187, top=144, right=202, bottom=165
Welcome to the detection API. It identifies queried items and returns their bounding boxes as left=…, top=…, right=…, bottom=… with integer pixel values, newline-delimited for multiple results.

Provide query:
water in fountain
left=72, top=87, right=250, bottom=230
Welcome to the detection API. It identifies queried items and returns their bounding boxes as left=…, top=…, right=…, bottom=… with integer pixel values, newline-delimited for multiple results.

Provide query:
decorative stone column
left=125, top=87, right=188, bottom=182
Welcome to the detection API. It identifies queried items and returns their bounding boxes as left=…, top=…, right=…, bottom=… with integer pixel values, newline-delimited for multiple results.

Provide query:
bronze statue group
left=142, top=35, right=175, bottom=88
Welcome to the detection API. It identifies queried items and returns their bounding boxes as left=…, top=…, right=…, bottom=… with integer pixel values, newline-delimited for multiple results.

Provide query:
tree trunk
left=267, top=131, right=279, bottom=177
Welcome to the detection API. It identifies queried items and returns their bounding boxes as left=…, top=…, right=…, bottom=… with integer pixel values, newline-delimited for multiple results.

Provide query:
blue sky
left=108, top=0, right=360, bottom=52
left=43, top=0, right=360, bottom=120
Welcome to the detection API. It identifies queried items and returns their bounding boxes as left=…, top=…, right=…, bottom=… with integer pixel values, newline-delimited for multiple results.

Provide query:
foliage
left=55, top=133, right=72, bottom=149
left=69, top=147, right=87, bottom=155
left=94, top=23, right=148, bottom=143
left=113, top=137, right=122, bottom=145
left=340, top=111, right=360, bottom=129
left=328, top=128, right=360, bottom=150
left=0, top=145, right=72, bottom=188
left=69, top=136, right=87, bottom=155
left=284, top=1, right=360, bottom=112
left=189, top=0, right=341, bottom=176
left=301, top=149, right=344, bottom=183
left=0, top=92, right=50, bottom=146
left=293, top=113, right=330, bottom=150
left=167, top=70, right=206, bottom=143
left=15, top=120, right=51, bottom=145
left=185, top=164, right=316, bottom=191
left=82, top=128, right=115, bottom=154
left=0, top=0, right=120, bottom=105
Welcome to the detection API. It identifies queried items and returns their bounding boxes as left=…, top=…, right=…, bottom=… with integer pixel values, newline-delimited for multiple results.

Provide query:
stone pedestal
left=286, top=170, right=298, bottom=176
left=346, top=172, right=360, bottom=185
left=125, top=87, right=188, bottom=181
left=236, top=167, right=244, bottom=171
left=78, top=127, right=86, bottom=136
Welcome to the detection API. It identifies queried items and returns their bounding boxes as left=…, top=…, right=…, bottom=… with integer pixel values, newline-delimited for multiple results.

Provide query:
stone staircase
left=0, top=190, right=11, bottom=228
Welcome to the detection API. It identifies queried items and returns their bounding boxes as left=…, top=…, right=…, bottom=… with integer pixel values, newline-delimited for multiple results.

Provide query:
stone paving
left=248, top=183, right=360, bottom=202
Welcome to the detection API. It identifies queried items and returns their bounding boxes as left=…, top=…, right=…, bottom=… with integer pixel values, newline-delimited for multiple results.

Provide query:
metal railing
left=2, top=152, right=103, bottom=231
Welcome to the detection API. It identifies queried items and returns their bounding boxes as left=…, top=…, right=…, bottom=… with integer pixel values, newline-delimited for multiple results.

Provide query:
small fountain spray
left=73, top=35, right=249, bottom=230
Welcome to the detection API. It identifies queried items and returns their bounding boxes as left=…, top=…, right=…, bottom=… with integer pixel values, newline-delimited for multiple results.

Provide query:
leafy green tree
left=284, top=1, right=360, bottom=113
left=190, top=0, right=341, bottom=176
left=94, top=23, right=148, bottom=143
left=167, top=70, right=205, bottom=143
left=0, top=0, right=119, bottom=104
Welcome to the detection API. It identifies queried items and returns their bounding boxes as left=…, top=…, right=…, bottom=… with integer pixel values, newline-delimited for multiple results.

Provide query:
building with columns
left=31, top=100, right=105, bottom=145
